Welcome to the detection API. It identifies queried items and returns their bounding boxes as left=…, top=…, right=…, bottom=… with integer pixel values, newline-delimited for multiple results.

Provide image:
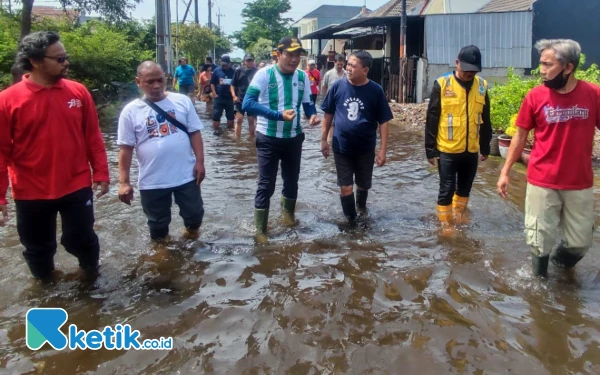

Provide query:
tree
left=212, top=27, right=232, bottom=59
left=250, top=37, right=273, bottom=62
left=178, top=24, right=216, bottom=68
left=232, top=0, right=292, bottom=51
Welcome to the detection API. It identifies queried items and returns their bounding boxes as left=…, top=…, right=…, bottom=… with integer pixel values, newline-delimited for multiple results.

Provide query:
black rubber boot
left=340, top=194, right=357, bottom=221
left=532, top=254, right=549, bottom=277
left=356, top=189, right=368, bottom=211
left=551, top=247, right=584, bottom=269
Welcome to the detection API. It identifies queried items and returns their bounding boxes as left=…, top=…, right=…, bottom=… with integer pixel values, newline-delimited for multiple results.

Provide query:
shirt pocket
left=442, top=97, right=461, bottom=141
left=474, top=94, right=486, bottom=125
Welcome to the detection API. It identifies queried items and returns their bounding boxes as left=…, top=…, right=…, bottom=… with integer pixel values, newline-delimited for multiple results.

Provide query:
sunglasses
left=44, top=55, right=69, bottom=64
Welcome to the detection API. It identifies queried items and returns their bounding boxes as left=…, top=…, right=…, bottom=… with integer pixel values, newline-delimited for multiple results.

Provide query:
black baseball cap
left=220, top=55, right=231, bottom=64
left=277, top=37, right=307, bottom=54
left=244, top=53, right=255, bottom=61
left=458, top=45, right=482, bottom=72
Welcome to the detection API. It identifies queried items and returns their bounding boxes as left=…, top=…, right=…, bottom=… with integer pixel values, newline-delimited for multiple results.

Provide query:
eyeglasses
left=44, top=55, right=69, bottom=64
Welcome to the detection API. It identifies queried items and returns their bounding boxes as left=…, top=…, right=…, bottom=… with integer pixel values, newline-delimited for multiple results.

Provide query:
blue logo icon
left=26, top=308, right=68, bottom=350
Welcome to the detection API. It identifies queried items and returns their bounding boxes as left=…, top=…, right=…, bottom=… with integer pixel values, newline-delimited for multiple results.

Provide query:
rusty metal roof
left=367, top=0, right=423, bottom=17
left=478, top=0, right=536, bottom=13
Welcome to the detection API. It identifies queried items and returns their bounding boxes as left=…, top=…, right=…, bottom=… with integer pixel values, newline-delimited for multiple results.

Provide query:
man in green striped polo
left=242, top=36, right=320, bottom=235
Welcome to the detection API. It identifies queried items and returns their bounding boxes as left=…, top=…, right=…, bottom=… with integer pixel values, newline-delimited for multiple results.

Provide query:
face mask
left=543, top=69, right=570, bottom=90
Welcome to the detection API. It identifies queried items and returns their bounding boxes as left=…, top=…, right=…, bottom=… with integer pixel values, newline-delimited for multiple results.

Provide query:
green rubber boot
left=281, top=196, right=297, bottom=226
left=254, top=208, right=269, bottom=235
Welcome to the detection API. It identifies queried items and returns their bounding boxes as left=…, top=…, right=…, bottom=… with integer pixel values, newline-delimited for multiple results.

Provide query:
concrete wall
left=424, top=64, right=526, bottom=98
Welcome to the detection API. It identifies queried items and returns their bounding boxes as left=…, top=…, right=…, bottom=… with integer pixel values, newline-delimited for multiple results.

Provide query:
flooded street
left=2, top=101, right=600, bottom=375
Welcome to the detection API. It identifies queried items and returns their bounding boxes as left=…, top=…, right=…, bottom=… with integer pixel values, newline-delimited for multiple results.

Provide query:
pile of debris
left=390, top=101, right=428, bottom=129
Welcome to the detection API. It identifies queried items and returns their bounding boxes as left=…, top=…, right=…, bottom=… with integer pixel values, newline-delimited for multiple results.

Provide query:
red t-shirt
left=306, top=69, right=321, bottom=95
left=0, top=75, right=110, bottom=204
left=516, top=81, right=600, bottom=190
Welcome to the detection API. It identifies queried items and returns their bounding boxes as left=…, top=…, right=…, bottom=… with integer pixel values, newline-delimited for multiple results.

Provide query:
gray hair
left=535, top=39, right=581, bottom=69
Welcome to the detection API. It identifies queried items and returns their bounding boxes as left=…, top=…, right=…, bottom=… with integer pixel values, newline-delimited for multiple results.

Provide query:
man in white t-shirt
left=117, top=61, right=206, bottom=240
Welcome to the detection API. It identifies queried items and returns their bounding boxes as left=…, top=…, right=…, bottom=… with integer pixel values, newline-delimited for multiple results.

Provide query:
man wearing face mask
left=425, top=45, right=492, bottom=234
left=497, top=39, right=600, bottom=277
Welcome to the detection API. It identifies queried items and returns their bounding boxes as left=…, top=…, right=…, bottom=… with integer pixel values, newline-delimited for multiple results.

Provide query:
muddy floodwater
left=1, top=101, right=600, bottom=375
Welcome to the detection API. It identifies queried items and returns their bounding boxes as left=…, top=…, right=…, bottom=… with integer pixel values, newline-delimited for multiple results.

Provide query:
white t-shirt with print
left=117, top=93, right=204, bottom=190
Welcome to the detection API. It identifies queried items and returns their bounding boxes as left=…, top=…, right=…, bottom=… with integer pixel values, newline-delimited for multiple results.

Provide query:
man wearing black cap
left=230, top=53, right=258, bottom=139
left=210, top=54, right=235, bottom=135
left=242, top=37, right=320, bottom=236
left=424, top=45, right=492, bottom=234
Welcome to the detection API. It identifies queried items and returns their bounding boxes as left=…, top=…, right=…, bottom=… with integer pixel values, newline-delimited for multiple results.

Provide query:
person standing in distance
left=321, top=54, right=347, bottom=143
left=210, top=55, right=235, bottom=135
left=230, top=53, right=258, bottom=139
left=174, top=57, right=197, bottom=103
left=425, top=45, right=492, bottom=234
left=320, top=50, right=392, bottom=222
left=0, top=31, right=110, bottom=280
left=243, top=37, right=320, bottom=236
left=118, top=61, right=206, bottom=241
left=305, top=59, right=321, bottom=104
left=497, top=39, right=600, bottom=277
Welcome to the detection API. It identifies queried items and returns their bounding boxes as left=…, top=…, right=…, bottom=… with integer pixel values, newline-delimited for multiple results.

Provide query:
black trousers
left=15, top=187, right=99, bottom=279
left=139, top=180, right=204, bottom=240
left=438, top=152, right=479, bottom=206
left=255, top=132, right=305, bottom=209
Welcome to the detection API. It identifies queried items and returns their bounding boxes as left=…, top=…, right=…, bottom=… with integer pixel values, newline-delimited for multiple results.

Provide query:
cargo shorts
left=524, top=183, right=595, bottom=257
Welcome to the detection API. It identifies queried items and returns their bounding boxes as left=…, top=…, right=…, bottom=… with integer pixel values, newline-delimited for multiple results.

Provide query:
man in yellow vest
left=425, top=45, right=492, bottom=232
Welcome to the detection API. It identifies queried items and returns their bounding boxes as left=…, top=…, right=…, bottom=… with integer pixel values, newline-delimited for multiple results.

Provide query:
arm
left=230, top=74, right=238, bottom=101
left=118, top=145, right=134, bottom=205
left=499, top=127, right=529, bottom=178
left=210, top=73, right=218, bottom=97
left=211, top=84, right=218, bottom=97
left=190, top=131, right=205, bottom=185
left=377, top=122, right=389, bottom=166
left=82, top=89, right=110, bottom=197
left=425, top=81, right=441, bottom=160
left=242, top=91, right=284, bottom=121
left=479, top=91, right=493, bottom=156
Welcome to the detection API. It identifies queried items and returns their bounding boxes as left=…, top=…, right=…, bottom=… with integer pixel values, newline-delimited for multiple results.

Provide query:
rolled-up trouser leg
left=524, top=183, right=562, bottom=257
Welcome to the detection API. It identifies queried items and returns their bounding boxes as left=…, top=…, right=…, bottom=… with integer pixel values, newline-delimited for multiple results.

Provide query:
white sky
left=24, top=0, right=390, bottom=58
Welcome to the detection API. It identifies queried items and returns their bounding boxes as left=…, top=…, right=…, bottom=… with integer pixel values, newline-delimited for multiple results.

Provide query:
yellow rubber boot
left=437, top=204, right=454, bottom=236
left=452, top=194, right=470, bottom=225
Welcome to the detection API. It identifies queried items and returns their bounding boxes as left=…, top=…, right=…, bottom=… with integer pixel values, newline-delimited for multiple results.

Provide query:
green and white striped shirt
left=246, top=65, right=312, bottom=138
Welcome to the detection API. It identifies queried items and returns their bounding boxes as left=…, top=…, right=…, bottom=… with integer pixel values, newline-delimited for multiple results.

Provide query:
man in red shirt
left=497, top=39, right=600, bottom=277
left=305, top=59, right=321, bottom=104
left=0, top=31, right=110, bottom=280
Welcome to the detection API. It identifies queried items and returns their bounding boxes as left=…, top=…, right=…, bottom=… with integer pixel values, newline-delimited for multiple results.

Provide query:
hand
left=497, top=174, right=510, bottom=199
left=428, top=158, right=438, bottom=167
left=376, top=149, right=386, bottom=167
left=118, top=183, right=134, bottom=205
left=0, top=204, right=7, bottom=227
left=282, top=109, right=297, bottom=122
left=480, top=155, right=489, bottom=162
left=194, top=161, right=206, bottom=185
left=93, top=181, right=110, bottom=198
left=309, top=115, right=320, bottom=126
left=211, top=93, right=218, bottom=98
left=233, top=96, right=239, bottom=103
left=321, top=140, right=329, bottom=158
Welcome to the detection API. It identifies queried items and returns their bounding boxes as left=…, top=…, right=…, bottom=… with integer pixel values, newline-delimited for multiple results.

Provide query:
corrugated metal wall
left=425, top=11, right=533, bottom=68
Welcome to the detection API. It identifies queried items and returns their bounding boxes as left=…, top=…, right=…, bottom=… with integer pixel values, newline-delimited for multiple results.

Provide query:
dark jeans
left=212, top=96, right=235, bottom=121
left=15, top=187, right=99, bottom=279
left=310, top=94, right=318, bottom=104
left=139, top=180, right=204, bottom=240
left=255, top=132, right=305, bottom=209
left=438, top=152, right=479, bottom=206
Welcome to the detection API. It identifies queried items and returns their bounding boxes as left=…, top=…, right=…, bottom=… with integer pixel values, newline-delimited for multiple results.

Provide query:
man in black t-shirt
left=210, top=54, right=236, bottom=135
left=320, top=50, right=393, bottom=222
left=230, top=53, right=258, bottom=138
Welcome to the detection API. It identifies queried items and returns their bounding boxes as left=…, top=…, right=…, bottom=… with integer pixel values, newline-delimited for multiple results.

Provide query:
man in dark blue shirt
left=320, top=50, right=393, bottom=222
left=210, top=54, right=235, bottom=135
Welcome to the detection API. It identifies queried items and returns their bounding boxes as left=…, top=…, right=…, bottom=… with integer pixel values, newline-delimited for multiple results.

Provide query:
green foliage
left=178, top=24, right=217, bottom=69
left=489, top=54, right=600, bottom=132
left=232, top=0, right=292, bottom=51
left=250, top=37, right=274, bottom=62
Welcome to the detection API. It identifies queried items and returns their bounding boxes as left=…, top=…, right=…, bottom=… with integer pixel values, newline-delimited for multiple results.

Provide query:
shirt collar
left=23, top=74, right=65, bottom=92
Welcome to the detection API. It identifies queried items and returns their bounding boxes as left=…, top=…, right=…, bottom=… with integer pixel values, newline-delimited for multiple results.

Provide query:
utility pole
left=194, top=0, right=199, bottom=24
left=217, top=7, right=224, bottom=31
left=208, top=0, right=212, bottom=29
left=175, top=0, right=179, bottom=59
left=156, top=0, right=166, bottom=72
left=399, top=0, right=407, bottom=103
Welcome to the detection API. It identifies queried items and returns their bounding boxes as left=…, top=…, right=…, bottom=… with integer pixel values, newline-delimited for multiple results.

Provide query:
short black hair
left=350, top=50, right=373, bottom=69
left=15, top=31, right=61, bottom=71
left=136, top=61, right=163, bottom=77
left=200, top=63, right=212, bottom=72
left=206, top=56, right=213, bottom=62
left=335, top=54, right=345, bottom=62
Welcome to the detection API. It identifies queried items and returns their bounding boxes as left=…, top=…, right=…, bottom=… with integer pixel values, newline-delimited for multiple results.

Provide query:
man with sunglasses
left=0, top=31, right=110, bottom=280
left=243, top=37, right=320, bottom=236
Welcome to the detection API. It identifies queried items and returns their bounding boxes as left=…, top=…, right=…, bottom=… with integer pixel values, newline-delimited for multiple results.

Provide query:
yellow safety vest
left=436, top=73, right=487, bottom=154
